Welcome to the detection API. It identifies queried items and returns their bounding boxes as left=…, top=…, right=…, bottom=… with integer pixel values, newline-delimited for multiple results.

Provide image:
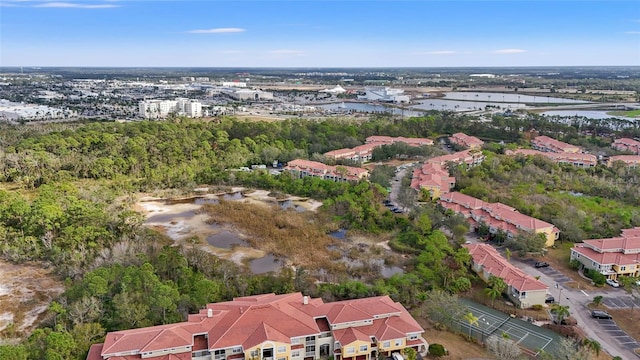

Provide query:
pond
left=206, top=231, right=249, bottom=249
left=250, top=254, right=282, bottom=274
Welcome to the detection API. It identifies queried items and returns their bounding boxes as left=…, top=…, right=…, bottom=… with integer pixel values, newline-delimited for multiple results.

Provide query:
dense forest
left=0, top=112, right=639, bottom=359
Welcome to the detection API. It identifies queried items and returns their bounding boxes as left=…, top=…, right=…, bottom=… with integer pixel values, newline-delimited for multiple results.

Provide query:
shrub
left=569, top=259, right=581, bottom=270
left=428, top=343, right=447, bottom=357
left=531, top=304, right=543, bottom=311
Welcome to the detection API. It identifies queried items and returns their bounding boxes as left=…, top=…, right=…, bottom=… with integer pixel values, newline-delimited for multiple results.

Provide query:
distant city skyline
left=1, top=0, right=639, bottom=67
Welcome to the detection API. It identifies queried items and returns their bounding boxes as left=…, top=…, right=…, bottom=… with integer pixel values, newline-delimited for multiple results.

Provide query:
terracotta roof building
left=410, top=163, right=456, bottom=200
left=426, top=150, right=485, bottom=168
left=570, top=227, right=640, bottom=280
left=285, top=159, right=369, bottom=182
left=324, top=136, right=433, bottom=163
left=531, top=135, right=581, bottom=153
left=607, top=155, right=640, bottom=167
left=464, top=244, right=549, bottom=308
left=87, top=293, right=427, bottom=360
left=612, top=138, right=640, bottom=155
left=365, top=136, right=434, bottom=147
left=439, top=192, right=559, bottom=247
left=448, top=133, right=484, bottom=150
left=506, top=149, right=597, bottom=168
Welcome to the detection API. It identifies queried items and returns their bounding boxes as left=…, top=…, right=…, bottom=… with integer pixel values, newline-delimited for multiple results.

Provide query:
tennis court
left=455, top=300, right=561, bottom=357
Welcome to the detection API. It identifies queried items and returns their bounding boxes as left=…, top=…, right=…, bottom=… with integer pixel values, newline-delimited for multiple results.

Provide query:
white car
left=392, top=353, right=405, bottom=360
left=606, top=279, right=620, bottom=288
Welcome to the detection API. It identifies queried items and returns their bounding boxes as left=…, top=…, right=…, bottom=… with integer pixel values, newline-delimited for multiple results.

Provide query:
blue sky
left=1, top=0, right=639, bottom=67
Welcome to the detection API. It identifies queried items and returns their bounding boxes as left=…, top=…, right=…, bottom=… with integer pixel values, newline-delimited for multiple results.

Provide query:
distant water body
left=541, top=110, right=638, bottom=122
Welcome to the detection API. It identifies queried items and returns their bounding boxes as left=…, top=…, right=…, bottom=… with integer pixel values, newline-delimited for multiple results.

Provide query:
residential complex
left=464, top=244, right=549, bottom=308
left=440, top=192, right=559, bottom=247
left=448, top=133, right=484, bottom=150
left=86, top=292, right=427, bottom=360
left=364, top=136, right=434, bottom=147
left=608, top=155, right=640, bottom=167
left=506, top=149, right=597, bottom=168
left=612, top=138, right=640, bottom=155
left=425, top=150, right=485, bottom=168
left=570, top=227, right=640, bottom=280
left=285, top=159, right=369, bottom=182
left=139, top=98, right=203, bottom=119
left=531, top=135, right=581, bottom=153
left=324, top=136, right=433, bottom=162
left=410, top=163, right=456, bottom=200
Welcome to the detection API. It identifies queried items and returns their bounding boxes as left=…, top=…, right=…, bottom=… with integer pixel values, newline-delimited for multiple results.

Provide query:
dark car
left=535, top=261, right=550, bottom=268
left=591, top=310, right=612, bottom=319
left=545, top=295, right=555, bottom=304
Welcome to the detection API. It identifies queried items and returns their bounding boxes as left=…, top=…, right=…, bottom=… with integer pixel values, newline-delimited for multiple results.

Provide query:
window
left=382, top=341, right=390, bottom=348
left=408, top=334, right=419, bottom=341
left=292, top=351, right=300, bottom=357
left=291, top=338, right=300, bottom=345
left=394, top=340, right=402, bottom=347
left=359, top=345, right=367, bottom=352
left=251, top=350, right=259, bottom=358
left=346, top=347, right=355, bottom=355
left=621, top=266, right=626, bottom=271
left=232, top=348, right=242, bottom=354
left=278, top=357, right=285, bottom=360
left=278, top=346, right=286, bottom=354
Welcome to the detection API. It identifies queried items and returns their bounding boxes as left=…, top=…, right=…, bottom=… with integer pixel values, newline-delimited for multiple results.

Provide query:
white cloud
left=187, top=28, right=246, bottom=34
left=492, top=49, right=526, bottom=54
left=33, top=2, right=120, bottom=8
left=624, top=31, right=640, bottom=34
left=269, top=49, right=305, bottom=56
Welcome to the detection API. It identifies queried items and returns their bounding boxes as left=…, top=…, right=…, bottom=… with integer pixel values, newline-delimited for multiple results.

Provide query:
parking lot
left=602, top=296, right=640, bottom=309
left=593, top=317, right=640, bottom=350
left=519, top=258, right=571, bottom=283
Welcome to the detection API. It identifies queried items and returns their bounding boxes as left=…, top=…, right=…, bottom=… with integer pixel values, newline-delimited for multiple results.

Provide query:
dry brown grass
left=202, top=200, right=338, bottom=269
left=607, top=308, right=640, bottom=346
left=527, top=242, right=599, bottom=291
left=420, top=327, right=490, bottom=359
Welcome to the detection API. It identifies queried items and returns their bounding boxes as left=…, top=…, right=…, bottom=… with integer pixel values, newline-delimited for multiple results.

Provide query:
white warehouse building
left=139, top=98, right=203, bottom=119
left=358, top=87, right=410, bottom=103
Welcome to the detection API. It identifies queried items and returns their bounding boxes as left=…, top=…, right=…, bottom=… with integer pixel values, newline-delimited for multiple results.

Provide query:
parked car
left=392, top=353, right=405, bottom=360
left=606, top=279, right=620, bottom=288
left=534, top=261, right=550, bottom=268
left=591, top=310, right=612, bottom=319
left=545, top=295, right=555, bottom=304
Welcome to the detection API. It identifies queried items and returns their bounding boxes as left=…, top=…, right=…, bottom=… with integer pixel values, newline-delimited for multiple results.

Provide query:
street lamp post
left=556, top=283, right=563, bottom=306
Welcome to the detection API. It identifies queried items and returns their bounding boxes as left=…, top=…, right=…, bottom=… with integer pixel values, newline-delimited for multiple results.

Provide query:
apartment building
left=506, top=149, right=597, bottom=168
left=285, top=159, right=368, bottom=182
left=139, top=98, right=203, bottom=118
left=570, top=227, right=640, bottom=280
left=464, top=244, right=548, bottom=308
left=86, top=293, right=427, bottom=360
left=608, top=155, right=640, bottom=167
left=439, top=192, right=559, bottom=247
left=410, top=163, right=455, bottom=200
left=531, top=136, right=581, bottom=153
left=612, top=138, right=640, bottom=155
left=448, top=133, right=484, bottom=150
left=426, top=150, right=485, bottom=168
left=324, top=137, right=433, bottom=163
left=364, top=136, right=434, bottom=147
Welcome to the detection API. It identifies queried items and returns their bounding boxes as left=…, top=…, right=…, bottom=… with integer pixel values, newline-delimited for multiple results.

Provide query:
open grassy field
left=607, top=109, right=640, bottom=118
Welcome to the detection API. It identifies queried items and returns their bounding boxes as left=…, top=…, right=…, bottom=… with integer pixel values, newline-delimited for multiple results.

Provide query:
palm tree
left=484, top=286, right=501, bottom=308
left=582, top=338, right=601, bottom=356
left=463, top=311, right=479, bottom=340
left=551, top=304, right=570, bottom=324
left=505, top=248, right=512, bottom=262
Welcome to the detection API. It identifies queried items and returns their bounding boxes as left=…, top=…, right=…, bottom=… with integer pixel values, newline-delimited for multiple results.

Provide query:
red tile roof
left=365, top=136, right=434, bottom=146
left=464, top=244, right=548, bottom=292
left=612, top=138, right=640, bottom=154
left=507, top=149, right=597, bottom=166
left=92, top=293, right=423, bottom=360
left=608, top=155, right=640, bottom=167
left=532, top=135, right=581, bottom=153
left=285, top=159, right=368, bottom=181
left=572, top=245, right=640, bottom=266
left=449, top=133, right=484, bottom=149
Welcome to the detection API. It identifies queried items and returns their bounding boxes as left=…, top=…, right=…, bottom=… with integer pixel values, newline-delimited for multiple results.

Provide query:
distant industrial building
left=358, top=87, right=410, bottom=103
left=225, top=89, right=274, bottom=102
left=0, top=99, right=76, bottom=122
left=222, top=81, right=247, bottom=88
left=320, top=85, right=347, bottom=94
left=139, top=98, right=203, bottom=119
